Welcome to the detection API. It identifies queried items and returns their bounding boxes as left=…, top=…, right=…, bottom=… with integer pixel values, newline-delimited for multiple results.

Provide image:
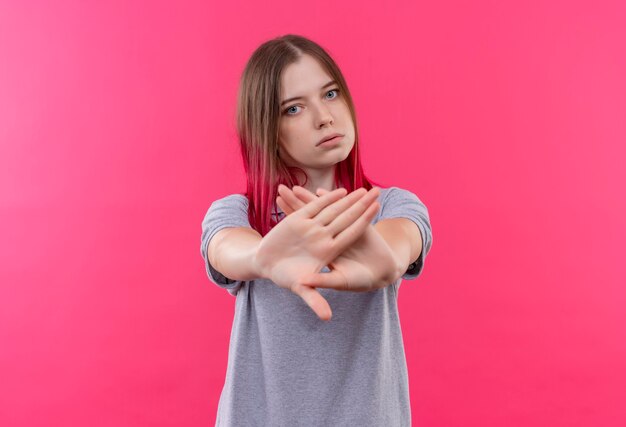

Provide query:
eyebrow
left=280, top=80, right=337, bottom=106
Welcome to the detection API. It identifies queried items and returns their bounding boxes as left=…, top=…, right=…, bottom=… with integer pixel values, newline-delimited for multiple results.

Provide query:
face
left=277, top=54, right=355, bottom=171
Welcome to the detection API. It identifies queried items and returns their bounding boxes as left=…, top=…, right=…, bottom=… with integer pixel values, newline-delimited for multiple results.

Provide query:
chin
left=343, top=141, right=356, bottom=156
left=335, top=147, right=353, bottom=164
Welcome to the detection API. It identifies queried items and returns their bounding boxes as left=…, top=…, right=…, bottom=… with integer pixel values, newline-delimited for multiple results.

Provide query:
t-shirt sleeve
left=377, top=186, right=433, bottom=280
left=200, top=194, right=252, bottom=295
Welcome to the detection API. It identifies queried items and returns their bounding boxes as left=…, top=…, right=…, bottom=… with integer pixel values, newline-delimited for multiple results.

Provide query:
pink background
left=1, top=1, right=625, bottom=426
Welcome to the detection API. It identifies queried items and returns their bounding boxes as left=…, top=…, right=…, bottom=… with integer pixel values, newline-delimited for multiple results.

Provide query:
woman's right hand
left=252, top=185, right=380, bottom=321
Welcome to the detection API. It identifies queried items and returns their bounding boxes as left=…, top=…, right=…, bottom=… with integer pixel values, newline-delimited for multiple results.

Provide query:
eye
left=283, top=89, right=341, bottom=116
left=326, top=89, right=340, bottom=99
left=284, top=105, right=301, bottom=116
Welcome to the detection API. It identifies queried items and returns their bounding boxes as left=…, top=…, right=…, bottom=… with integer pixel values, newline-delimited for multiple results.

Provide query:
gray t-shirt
left=200, top=186, right=433, bottom=426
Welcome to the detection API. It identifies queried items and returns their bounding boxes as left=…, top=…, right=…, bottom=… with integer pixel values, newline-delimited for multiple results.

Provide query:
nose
left=314, top=104, right=334, bottom=128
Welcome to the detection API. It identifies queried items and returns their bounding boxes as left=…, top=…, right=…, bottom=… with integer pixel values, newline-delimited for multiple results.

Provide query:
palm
left=256, top=186, right=380, bottom=321
left=277, top=186, right=399, bottom=291
left=255, top=212, right=334, bottom=289
left=325, top=225, right=398, bottom=291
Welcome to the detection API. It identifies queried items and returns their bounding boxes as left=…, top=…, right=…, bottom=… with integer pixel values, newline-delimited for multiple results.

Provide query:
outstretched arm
left=308, top=187, right=422, bottom=278
left=374, top=218, right=423, bottom=279
left=280, top=186, right=423, bottom=286
left=277, top=186, right=407, bottom=290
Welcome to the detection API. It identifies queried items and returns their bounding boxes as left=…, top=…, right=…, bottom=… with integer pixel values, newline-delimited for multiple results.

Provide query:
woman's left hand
left=276, top=185, right=402, bottom=291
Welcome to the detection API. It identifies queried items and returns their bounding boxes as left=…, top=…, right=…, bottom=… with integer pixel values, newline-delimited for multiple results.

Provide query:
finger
left=301, top=270, right=365, bottom=292
left=333, top=199, right=381, bottom=251
left=292, top=186, right=321, bottom=204
left=276, top=196, right=294, bottom=215
left=316, top=188, right=329, bottom=196
left=297, top=187, right=348, bottom=220
left=282, top=186, right=345, bottom=219
left=291, top=283, right=333, bottom=321
left=278, top=185, right=309, bottom=211
left=322, top=187, right=380, bottom=234
left=312, top=187, right=368, bottom=226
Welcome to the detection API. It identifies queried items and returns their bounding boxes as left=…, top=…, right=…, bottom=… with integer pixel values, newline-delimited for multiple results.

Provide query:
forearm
left=208, top=227, right=265, bottom=281
left=373, top=218, right=423, bottom=281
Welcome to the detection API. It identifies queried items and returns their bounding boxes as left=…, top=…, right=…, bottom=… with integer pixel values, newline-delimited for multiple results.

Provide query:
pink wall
left=1, top=1, right=625, bottom=426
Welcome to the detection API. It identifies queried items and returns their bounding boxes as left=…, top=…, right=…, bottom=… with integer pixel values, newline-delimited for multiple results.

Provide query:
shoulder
left=202, top=193, right=250, bottom=227
left=378, top=186, right=411, bottom=199
left=380, top=185, right=417, bottom=196
left=207, top=193, right=249, bottom=212
left=374, top=185, right=430, bottom=222
left=377, top=185, right=422, bottom=208
left=212, top=192, right=248, bottom=205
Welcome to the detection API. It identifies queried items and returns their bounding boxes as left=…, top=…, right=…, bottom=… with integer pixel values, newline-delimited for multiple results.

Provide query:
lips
left=317, top=133, right=344, bottom=146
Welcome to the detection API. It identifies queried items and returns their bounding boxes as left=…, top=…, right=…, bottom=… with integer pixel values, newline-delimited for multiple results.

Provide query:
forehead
left=280, top=55, right=332, bottom=96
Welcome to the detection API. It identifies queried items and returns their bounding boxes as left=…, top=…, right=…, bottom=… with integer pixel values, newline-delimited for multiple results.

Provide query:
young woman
left=200, top=34, right=433, bottom=426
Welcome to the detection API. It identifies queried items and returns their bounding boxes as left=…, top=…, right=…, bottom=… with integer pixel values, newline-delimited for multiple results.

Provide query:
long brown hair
left=236, top=34, right=382, bottom=236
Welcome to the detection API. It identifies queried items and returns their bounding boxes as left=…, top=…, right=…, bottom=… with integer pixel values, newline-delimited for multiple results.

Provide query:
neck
left=299, top=166, right=338, bottom=194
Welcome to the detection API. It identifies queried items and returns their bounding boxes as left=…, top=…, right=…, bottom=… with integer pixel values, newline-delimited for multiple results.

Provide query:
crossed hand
left=252, top=185, right=400, bottom=321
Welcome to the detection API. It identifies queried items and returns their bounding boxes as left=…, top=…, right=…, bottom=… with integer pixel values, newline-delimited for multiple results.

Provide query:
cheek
left=279, top=122, right=299, bottom=144
left=281, top=124, right=309, bottom=146
left=278, top=134, right=303, bottom=158
left=278, top=135, right=296, bottom=153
